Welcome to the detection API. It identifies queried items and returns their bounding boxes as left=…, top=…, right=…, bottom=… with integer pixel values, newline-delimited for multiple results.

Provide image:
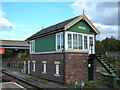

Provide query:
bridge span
left=0, top=40, right=29, bottom=58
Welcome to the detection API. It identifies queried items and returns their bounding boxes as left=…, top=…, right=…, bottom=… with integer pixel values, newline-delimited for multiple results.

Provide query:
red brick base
left=29, top=52, right=93, bottom=84
left=65, top=53, right=88, bottom=84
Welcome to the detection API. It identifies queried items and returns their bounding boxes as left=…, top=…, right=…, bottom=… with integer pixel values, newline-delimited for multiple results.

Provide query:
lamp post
left=9, top=26, right=12, bottom=40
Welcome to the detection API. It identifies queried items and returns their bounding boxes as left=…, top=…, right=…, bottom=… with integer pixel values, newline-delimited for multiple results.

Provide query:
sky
left=0, top=1, right=119, bottom=41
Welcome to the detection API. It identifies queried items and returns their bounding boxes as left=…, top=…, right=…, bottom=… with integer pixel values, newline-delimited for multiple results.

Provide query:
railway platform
left=2, top=68, right=65, bottom=89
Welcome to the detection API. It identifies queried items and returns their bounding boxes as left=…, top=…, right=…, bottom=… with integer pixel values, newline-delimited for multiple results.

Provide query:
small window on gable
left=30, top=40, right=35, bottom=53
left=56, top=32, right=63, bottom=50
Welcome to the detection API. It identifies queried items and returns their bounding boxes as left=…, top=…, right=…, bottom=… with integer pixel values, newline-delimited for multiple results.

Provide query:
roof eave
left=64, top=14, right=100, bottom=35
left=27, top=28, right=64, bottom=40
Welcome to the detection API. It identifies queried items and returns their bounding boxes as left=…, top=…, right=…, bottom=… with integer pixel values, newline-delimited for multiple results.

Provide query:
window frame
left=54, top=61, right=60, bottom=77
left=32, top=61, right=36, bottom=72
left=56, top=32, right=64, bottom=51
left=68, top=33, right=72, bottom=49
left=78, top=34, right=83, bottom=50
left=66, top=31, right=94, bottom=52
left=84, top=35, right=88, bottom=50
left=73, top=34, right=78, bottom=49
left=89, top=37, right=93, bottom=47
left=42, top=61, right=47, bottom=74
left=30, top=40, right=35, bottom=53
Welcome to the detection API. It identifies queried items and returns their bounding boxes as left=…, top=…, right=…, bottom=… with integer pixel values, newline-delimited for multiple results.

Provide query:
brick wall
left=65, top=53, right=88, bottom=84
left=30, top=53, right=65, bottom=83
left=29, top=52, right=93, bottom=84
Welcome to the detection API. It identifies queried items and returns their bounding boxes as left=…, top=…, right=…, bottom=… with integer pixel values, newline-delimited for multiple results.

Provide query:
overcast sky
left=0, top=1, right=119, bottom=40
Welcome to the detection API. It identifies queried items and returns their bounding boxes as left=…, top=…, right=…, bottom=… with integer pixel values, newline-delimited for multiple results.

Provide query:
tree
left=96, top=40, right=105, bottom=54
left=101, top=37, right=120, bottom=51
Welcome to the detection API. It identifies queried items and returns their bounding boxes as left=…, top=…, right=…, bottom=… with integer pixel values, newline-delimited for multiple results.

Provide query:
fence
left=2, top=61, right=28, bottom=73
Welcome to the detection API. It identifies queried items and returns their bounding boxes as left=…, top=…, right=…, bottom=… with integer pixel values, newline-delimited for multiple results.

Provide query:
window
left=84, top=36, right=88, bottom=49
left=54, top=61, right=60, bottom=76
left=78, top=35, right=82, bottom=49
left=30, top=40, right=35, bottom=53
left=56, top=32, right=63, bottom=50
left=67, top=32, right=94, bottom=51
left=73, top=34, right=77, bottom=49
left=68, top=34, right=72, bottom=49
left=61, top=33, right=64, bottom=49
left=42, top=61, right=47, bottom=74
left=57, top=34, right=60, bottom=49
left=32, top=61, right=36, bottom=72
left=89, top=37, right=93, bottom=47
left=56, top=64, right=59, bottom=75
left=67, top=33, right=83, bottom=50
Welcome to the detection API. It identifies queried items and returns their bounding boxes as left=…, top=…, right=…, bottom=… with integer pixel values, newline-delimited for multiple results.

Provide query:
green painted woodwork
left=34, top=20, right=95, bottom=53
left=67, top=20, right=94, bottom=34
left=35, top=34, right=56, bottom=52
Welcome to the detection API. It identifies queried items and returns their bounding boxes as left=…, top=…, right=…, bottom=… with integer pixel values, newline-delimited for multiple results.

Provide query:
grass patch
left=66, top=84, right=75, bottom=88
left=38, top=80, right=48, bottom=84
left=66, top=72, right=109, bottom=88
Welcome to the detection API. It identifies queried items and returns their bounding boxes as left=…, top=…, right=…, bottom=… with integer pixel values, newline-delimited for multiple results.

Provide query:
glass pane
left=84, top=36, right=87, bottom=49
left=33, top=41, right=35, bottom=52
left=44, top=64, right=46, bottom=72
left=56, top=64, right=59, bottom=75
left=57, top=34, right=60, bottom=49
left=89, top=37, right=93, bottom=46
left=30, top=42, right=32, bottom=52
left=78, top=35, right=82, bottom=49
left=73, top=34, right=77, bottom=49
left=33, top=62, right=35, bottom=71
left=68, top=34, right=72, bottom=48
left=61, top=33, right=64, bottom=49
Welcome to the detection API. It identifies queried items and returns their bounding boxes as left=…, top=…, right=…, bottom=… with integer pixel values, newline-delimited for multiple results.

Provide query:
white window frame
left=54, top=61, right=60, bottom=77
left=84, top=35, right=88, bottom=50
left=89, top=37, right=93, bottom=48
left=68, top=33, right=72, bottom=49
left=65, top=31, right=95, bottom=52
left=89, top=36, right=95, bottom=54
left=78, top=34, right=83, bottom=50
left=42, top=61, right=47, bottom=74
left=56, top=32, right=63, bottom=51
left=30, top=40, right=35, bottom=53
left=73, top=34, right=78, bottom=49
left=32, top=61, right=36, bottom=72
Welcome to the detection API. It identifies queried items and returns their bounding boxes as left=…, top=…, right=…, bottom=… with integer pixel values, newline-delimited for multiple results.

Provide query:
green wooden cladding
left=67, top=20, right=94, bottom=35
left=34, top=20, right=95, bottom=53
left=35, top=35, right=56, bottom=52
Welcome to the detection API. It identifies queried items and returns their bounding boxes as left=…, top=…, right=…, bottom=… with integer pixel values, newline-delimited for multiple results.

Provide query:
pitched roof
left=27, top=16, right=79, bottom=40
left=27, top=14, right=100, bottom=40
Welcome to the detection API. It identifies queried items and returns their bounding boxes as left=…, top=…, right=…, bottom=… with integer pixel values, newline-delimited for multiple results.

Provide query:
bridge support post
left=24, top=61, right=26, bottom=73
